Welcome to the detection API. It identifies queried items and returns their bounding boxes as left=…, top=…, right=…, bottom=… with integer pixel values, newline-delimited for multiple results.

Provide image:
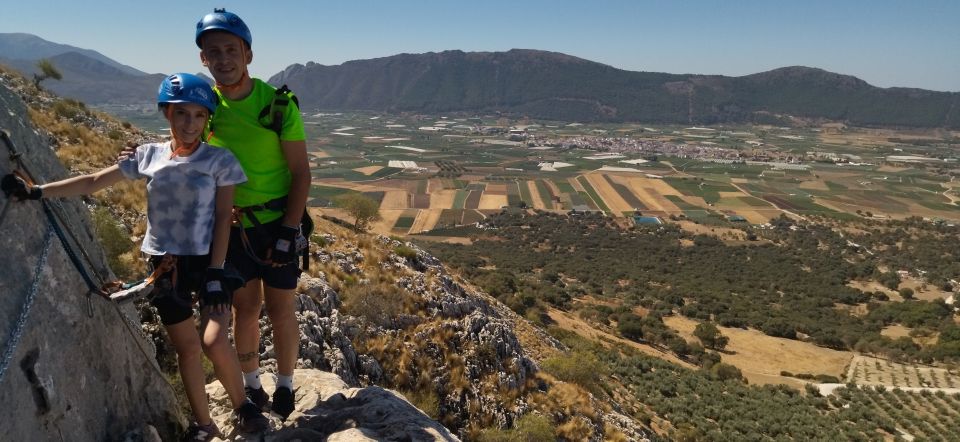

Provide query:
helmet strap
left=164, top=105, right=201, bottom=158
left=215, top=69, right=249, bottom=93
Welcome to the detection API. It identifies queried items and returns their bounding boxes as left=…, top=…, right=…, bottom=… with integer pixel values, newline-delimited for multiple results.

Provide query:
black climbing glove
left=200, top=267, right=233, bottom=311
left=1, top=174, right=42, bottom=201
left=269, top=224, right=300, bottom=265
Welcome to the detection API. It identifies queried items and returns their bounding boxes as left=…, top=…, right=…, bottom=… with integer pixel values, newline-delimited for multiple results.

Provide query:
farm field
left=304, top=112, right=960, bottom=239
left=846, top=355, right=960, bottom=389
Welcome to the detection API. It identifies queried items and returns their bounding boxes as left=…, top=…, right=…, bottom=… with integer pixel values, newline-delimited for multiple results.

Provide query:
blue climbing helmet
left=195, top=8, right=252, bottom=48
left=157, top=73, right=217, bottom=114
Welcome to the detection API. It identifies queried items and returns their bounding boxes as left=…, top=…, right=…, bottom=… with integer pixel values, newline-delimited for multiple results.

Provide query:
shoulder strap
left=257, top=84, right=299, bottom=137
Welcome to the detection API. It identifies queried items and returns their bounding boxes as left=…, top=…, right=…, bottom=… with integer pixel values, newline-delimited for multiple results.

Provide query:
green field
left=394, top=216, right=415, bottom=229
left=535, top=180, right=554, bottom=208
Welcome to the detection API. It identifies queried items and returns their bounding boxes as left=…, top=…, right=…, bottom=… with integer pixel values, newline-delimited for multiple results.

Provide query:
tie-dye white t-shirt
left=118, top=141, right=246, bottom=256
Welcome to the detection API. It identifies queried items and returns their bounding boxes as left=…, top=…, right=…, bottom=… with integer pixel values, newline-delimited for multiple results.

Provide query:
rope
left=0, top=225, right=54, bottom=382
left=41, top=201, right=107, bottom=297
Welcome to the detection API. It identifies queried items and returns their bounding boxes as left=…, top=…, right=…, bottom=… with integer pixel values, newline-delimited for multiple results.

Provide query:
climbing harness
left=0, top=225, right=53, bottom=383
left=234, top=194, right=312, bottom=270
left=105, top=254, right=177, bottom=303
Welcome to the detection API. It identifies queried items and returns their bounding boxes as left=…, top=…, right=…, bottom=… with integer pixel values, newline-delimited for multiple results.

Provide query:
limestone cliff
left=0, top=78, right=181, bottom=440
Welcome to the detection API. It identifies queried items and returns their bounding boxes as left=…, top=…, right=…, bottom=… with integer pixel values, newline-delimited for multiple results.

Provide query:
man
left=195, top=8, right=311, bottom=421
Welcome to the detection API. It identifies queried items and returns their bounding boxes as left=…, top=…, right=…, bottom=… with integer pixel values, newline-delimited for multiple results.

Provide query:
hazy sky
left=5, top=0, right=959, bottom=91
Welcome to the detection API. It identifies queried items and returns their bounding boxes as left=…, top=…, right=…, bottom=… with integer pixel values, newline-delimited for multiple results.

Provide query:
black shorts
left=227, top=217, right=301, bottom=290
left=148, top=254, right=209, bottom=326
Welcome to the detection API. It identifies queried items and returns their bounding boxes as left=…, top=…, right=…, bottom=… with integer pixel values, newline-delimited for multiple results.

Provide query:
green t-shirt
left=208, top=78, right=306, bottom=224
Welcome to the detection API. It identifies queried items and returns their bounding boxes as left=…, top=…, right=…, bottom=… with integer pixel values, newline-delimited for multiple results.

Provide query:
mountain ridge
left=0, top=32, right=146, bottom=76
left=2, top=33, right=957, bottom=128
left=269, top=49, right=960, bottom=128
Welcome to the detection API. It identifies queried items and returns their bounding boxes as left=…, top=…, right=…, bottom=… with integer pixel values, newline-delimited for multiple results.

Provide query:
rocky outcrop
left=0, top=82, right=181, bottom=440
left=202, top=369, right=459, bottom=441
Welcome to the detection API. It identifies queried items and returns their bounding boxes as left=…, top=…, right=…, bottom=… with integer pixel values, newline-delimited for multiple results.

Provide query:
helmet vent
left=170, top=76, right=182, bottom=95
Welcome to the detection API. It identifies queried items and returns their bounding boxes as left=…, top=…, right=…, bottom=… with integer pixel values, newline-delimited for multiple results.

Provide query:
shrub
left=394, top=245, right=418, bottom=260
left=541, top=350, right=605, bottom=394
left=476, top=413, right=554, bottom=442
left=399, top=387, right=439, bottom=420
left=52, top=99, right=86, bottom=120
left=617, top=312, right=644, bottom=341
left=898, top=287, right=915, bottom=300
left=710, top=363, right=744, bottom=382
left=340, top=283, right=408, bottom=329
left=92, top=207, right=135, bottom=279
left=514, top=413, right=554, bottom=442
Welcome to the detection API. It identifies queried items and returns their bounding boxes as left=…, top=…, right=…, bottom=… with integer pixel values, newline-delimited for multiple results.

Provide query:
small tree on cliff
left=334, top=193, right=381, bottom=230
left=33, top=59, right=63, bottom=90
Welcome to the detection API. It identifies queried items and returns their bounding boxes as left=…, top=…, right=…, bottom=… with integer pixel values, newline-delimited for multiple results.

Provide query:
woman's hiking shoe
left=245, top=385, right=269, bottom=410
left=182, top=422, right=221, bottom=442
left=234, top=401, right=270, bottom=433
left=272, top=386, right=295, bottom=421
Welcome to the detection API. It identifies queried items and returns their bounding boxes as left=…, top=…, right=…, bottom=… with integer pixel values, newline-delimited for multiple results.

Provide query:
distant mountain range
left=2, top=33, right=958, bottom=128
left=272, top=49, right=960, bottom=128
left=0, top=33, right=164, bottom=104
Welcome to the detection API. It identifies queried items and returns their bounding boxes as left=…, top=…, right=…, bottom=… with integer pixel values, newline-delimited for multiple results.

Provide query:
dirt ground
left=632, top=176, right=682, bottom=196
left=798, top=180, right=830, bottom=191
left=430, top=189, right=457, bottom=210
left=379, top=190, right=409, bottom=210
left=369, top=209, right=405, bottom=235
left=484, top=183, right=508, bottom=195
left=675, top=221, right=748, bottom=240
left=526, top=180, right=549, bottom=210
left=409, top=235, right=473, bottom=245
left=353, top=165, right=383, bottom=176
left=478, top=194, right=508, bottom=210
left=409, top=209, right=443, bottom=233
left=643, top=187, right=682, bottom=212
left=547, top=308, right=696, bottom=368
left=663, top=316, right=853, bottom=386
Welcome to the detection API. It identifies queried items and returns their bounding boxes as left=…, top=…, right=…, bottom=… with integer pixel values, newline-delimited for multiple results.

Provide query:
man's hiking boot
left=182, top=422, right=221, bottom=442
left=234, top=401, right=270, bottom=433
left=245, top=385, right=269, bottom=410
left=272, top=386, right=295, bottom=421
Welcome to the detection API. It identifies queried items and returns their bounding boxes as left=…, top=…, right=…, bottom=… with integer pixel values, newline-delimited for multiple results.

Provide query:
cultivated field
left=301, top=112, right=959, bottom=238
left=846, top=355, right=960, bottom=389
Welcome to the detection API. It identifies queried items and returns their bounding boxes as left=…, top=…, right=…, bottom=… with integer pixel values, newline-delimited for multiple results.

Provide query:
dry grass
left=663, top=316, right=853, bottom=386
left=547, top=308, right=695, bottom=368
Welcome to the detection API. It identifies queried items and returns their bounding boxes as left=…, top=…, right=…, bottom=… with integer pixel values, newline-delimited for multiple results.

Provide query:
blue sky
left=5, top=0, right=959, bottom=91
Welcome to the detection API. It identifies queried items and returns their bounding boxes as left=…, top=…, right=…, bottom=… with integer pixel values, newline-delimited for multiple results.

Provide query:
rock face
left=204, top=369, right=459, bottom=441
left=0, top=82, right=181, bottom=440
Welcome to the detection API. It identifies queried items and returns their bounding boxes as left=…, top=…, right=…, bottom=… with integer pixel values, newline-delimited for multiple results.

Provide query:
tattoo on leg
left=238, top=351, right=258, bottom=363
